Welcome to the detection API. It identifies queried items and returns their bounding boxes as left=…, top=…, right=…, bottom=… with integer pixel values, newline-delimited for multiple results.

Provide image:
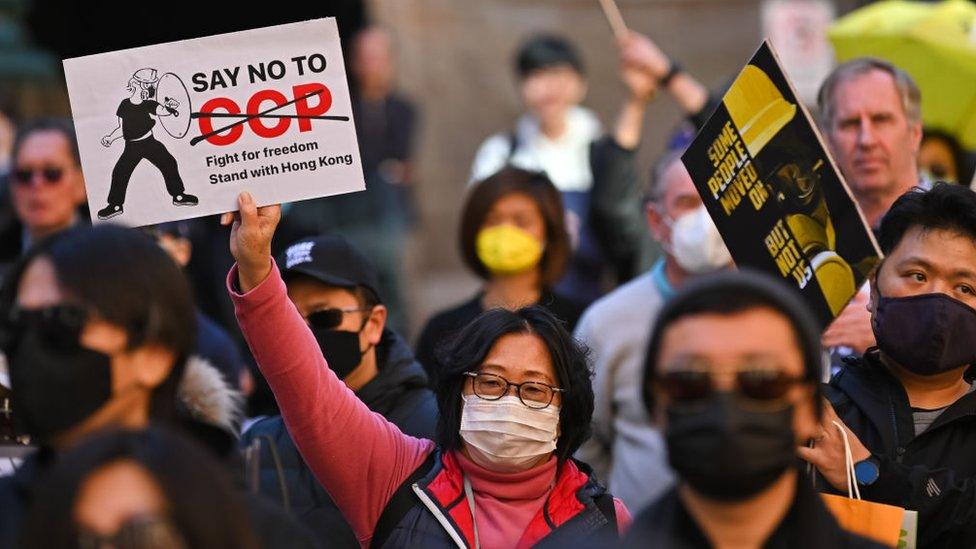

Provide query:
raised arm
left=588, top=32, right=659, bottom=281
left=619, top=31, right=716, bottom=130
left=222, top=193, right=434, bottom=545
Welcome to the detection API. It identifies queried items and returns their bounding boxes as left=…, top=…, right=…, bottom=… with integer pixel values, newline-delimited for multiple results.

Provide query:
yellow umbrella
left=829, top=0, right=976, bottom=149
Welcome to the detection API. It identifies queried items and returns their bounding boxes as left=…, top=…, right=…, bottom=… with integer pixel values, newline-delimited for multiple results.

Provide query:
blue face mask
left=873, top=291, right=976, bottom=376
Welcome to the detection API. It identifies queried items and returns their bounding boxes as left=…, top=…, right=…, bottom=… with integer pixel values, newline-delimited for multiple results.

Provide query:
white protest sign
left=63, top=18, right=364, bottom=227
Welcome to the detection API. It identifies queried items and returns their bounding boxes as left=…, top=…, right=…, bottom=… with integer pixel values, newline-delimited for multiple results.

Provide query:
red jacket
left=378, top=450, right=623, bottom=548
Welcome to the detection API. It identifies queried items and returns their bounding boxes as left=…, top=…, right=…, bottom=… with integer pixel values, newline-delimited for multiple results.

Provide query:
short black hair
left=514, top=34, right=584, bottom=78
left=434, top=306, right=593, bottom=461
left=878, top=182, right=976, bottom=256
left=20, top=427, right=260, bottom=549
left=0, top=225, right=196, bottom=421
left=643, top=270, right=824, bottom=416
left=12, top=117, right=81, bottom=167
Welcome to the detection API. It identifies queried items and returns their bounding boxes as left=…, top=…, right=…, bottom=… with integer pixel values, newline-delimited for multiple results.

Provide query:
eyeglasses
left=1, top=304, right=90, bottom=354
left=464, top=371, right=565, bottom=410
left=77, top=514, right=187, bottom=549
left=306, top=307, right=371, bottom=330
left=654, top=367, right=807, bottom=404
left=12, top=166, right=65, bottom=186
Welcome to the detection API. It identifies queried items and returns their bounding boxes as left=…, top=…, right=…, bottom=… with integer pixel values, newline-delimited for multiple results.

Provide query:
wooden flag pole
left=597, top=0, right=628, bottom=39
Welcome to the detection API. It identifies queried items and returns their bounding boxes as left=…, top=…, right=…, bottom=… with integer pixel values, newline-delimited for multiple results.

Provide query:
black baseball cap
left=278, top=235, right=382, bottom=302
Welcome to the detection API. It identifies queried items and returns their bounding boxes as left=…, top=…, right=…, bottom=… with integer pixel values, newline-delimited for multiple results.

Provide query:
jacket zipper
left=887, top=392, right=904, bottom=464
left=411, top=483, right=467, bottom=549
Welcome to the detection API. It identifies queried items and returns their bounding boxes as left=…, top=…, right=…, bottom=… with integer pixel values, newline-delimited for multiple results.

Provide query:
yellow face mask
left=476, top=224, right=544, bottom=276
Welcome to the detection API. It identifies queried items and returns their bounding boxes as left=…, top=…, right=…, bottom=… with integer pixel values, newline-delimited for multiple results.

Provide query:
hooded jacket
left=240, top=328, right=438, bottom=548
left=824, top=351, right=976, bottom=548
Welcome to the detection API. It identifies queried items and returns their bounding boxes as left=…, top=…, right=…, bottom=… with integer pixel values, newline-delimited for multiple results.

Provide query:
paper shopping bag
left=821, top=493, right=904, bottom=547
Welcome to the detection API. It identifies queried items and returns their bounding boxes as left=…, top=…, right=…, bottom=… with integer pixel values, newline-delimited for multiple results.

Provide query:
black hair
left=434, top=306, right=593, bottom=461
left=20, top=426, right=259, bottom=549
left=514, top=34, right=584, bottom=78
left=12, top=117, right=81, bottom=167
left=353, top=285, right=382, bottom=310
left=643, top=269, right=824, bottom=416
left=0, top=225, right=196, bottom=422
left=878, top=182, right=976, bottom=256
left=920, top=128, right=969, bottom=184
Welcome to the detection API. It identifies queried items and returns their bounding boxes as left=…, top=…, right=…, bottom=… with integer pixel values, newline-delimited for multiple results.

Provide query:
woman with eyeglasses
left=223, top=192, right=631, bottom=548
left=21, top=427, right=259, bottom=549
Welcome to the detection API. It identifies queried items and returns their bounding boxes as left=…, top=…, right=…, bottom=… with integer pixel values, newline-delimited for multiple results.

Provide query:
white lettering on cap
left=286, top=242, right=315, bottom=269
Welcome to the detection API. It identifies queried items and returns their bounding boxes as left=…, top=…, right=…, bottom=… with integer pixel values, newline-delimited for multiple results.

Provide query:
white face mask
left=668, top=205, right=732, bottom=274
left=459, top=395, right=560, bottom=472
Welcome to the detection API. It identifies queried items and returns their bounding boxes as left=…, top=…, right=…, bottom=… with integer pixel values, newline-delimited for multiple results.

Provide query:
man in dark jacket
left=800, top=183, right=976, bottom=548
left=240, top=234, right=437, bottom=548
left=626, top=271, right=884, bottom=548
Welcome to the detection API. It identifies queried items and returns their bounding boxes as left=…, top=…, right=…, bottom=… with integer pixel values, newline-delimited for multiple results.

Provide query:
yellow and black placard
left=682, top=41, right=881, bottom=328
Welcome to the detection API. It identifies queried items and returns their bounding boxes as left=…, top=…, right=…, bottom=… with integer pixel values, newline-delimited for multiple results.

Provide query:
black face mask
left=8, top=316, right=113, bottom=443
left=311, top=327, right=367, bottom=380
left=873, top=291, right=976, bottom=376
left=665, top=392, right=796, bottom=501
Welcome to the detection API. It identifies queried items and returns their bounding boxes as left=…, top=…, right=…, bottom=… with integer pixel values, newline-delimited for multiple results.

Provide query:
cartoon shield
left=157, top=72, right=192, bottom=139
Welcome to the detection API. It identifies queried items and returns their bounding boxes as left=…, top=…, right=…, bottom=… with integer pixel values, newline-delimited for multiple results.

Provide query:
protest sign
left=682, top=41, right=881, bottom=327
left=63, top=18, right=364, bottom=227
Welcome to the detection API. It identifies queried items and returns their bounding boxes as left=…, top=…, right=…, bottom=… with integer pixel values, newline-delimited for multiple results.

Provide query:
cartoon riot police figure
left=98, top=68, right=197, bottom=220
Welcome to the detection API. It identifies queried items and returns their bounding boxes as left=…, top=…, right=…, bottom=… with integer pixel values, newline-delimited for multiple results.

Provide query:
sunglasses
left=306, top=307, right=371, bottom=330
left=0, top=304, right=89, bottom=354
left=655, top=368, right=807, bottom=403
left=12, top=166, right=65, bottom=186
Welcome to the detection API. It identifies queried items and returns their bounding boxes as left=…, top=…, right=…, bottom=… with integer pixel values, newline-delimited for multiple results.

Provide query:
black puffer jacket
left=824, top=350, right=976, bottom=548
left=241, top=328, right=437, bottom=548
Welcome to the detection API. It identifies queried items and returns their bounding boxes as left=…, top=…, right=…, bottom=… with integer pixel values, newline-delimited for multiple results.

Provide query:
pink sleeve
left=614, top=498, right=632, bottom=534
left=228, top=261, right=435, bottom=545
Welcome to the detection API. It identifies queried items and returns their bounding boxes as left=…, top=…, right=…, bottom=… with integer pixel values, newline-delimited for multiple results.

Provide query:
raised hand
left=221, top=191, right=281, bottom=292
left=618, top=31, right=671, bottom=82
left=618, top=32, right=659, bottom=104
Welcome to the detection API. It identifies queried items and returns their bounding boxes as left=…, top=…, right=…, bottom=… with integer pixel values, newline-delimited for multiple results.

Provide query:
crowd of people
left=0, top=15, right=974, bottom=549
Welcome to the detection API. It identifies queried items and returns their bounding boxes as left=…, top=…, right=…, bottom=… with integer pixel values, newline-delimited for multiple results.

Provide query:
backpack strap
left=506, top=130, right=519, bottom=163
left=371, top=451, right=439, bottom=548
left=593, top=492, right=619, bottom=538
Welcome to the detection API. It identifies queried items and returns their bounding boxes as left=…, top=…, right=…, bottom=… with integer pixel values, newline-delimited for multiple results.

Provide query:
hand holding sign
left=222, top=191, right=280, bottom=293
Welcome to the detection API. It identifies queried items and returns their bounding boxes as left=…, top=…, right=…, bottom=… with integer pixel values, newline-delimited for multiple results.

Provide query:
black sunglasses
left=655, top=368, right=807, bottom=403
left=1, top=304, right=90, bottom=354
left=13, top=166, right=65, bottom=186
left=306, top=307, right=371, bottom=330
